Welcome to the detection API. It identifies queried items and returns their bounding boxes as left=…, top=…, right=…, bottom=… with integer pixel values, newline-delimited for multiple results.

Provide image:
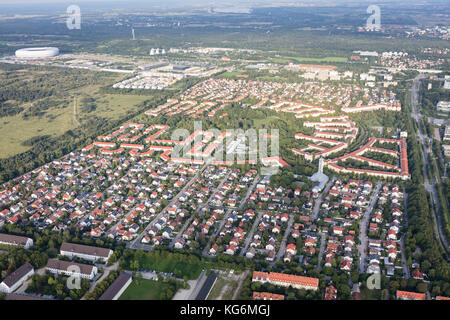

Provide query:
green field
left=120, top=250, right=203, bottom=280
left=207, top=277, right=238, bottom=300
left=0, top=64, right=151, bottom=158
left=119, top=279, right=176, bottom=300
left=273, top=56, right=347, bottom=64
left=136, top=255, right=203, bottom=280
left=217, top=71, right=245, bottom=78
left=360, top=287, right=382, bottom=300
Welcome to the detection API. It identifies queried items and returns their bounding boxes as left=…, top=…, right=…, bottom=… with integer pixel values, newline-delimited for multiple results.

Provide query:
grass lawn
left=360, top=286, right=381, bottom=300
left=273, top=56, right=347, bottom=64
left=137, top=255, right=202, bottom=280
left=0, top=90, right=149, bottom=158
left=119, top=279, right=174, bottom=300
left=217, top=71, right=244, bottom=78
left=207, top=276, right=238, bottom=300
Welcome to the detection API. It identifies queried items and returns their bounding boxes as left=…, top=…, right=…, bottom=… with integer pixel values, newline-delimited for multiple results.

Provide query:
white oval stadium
left=15, top=47, right=60, bottom=59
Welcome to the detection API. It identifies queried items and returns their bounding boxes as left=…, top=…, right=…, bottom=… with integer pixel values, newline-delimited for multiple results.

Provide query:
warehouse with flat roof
left=99, top=273, right=132, bottom=300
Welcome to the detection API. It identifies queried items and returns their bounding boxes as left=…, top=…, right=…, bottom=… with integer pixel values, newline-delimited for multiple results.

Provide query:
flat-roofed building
left=99, top=273, right=132, bottom=300
left=444, top=126, right=450, bottom=142
left=437, top=101, right=450, bottom=113
left=443, top=145, right=450, bottom=157
left=0, top=262, right=34, bottom=293
left=0, top=233, right=33, bottom=249
left=444, top=80, right=450, bottom=90
left=46, top=259, right=97, bottom=280
left=60, top=242, right=113, bottom=263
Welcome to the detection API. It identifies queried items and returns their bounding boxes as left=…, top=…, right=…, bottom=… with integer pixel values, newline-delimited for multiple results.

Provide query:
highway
left=409, top=75, right=449, bottom=252
left=400, top=188, right=411, bottom=279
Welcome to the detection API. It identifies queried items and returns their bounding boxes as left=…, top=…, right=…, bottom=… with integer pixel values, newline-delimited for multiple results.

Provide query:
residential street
left=317, top=232, right=327, bottom=272
left=400, top=189, right=411, bottom=279
left=272, top=214, right=294, bottom=265
left=239, top=211, right=263, bottom=257
left=358, top=182, right=381, bottom=274
left=129, top=164, right=207, bottom=249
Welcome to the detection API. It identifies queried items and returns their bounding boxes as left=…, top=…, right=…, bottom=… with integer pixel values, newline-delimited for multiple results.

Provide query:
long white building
left=0, top=262, right=34, bottom=293
left=0, top=233, right=33, bottom=249
left=60, top=242, right=113, bottom=263
left=46, top=259, right=98, bottom=280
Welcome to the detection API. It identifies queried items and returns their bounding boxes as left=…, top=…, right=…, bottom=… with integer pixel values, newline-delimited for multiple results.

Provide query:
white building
left=444, top=126, right=450, bottom=142
left=444, top=80, right=450, bottom=90
left=46, top=259, right=98, bottom=280
left=0, top=263, right=34, bottom=293
left=0, top=233, right=33, bottom=249
left=437, top=101, right=450, bottom=113
left=60, top=242, right=113, bottom=263
left=99, top=273, right=132, bottom=300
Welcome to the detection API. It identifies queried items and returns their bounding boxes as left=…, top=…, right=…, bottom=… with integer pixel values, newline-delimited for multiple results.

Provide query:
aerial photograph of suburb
left=0, top=0, right=448, bottom=310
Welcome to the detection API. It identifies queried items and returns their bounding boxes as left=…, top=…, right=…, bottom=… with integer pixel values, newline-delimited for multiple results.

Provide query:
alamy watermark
left=366, top=273, right=381, bottom=290
left=170, top=121, right=281, bottom=175
left=66, top=264, right=81, bottom=290
left=66, top=5, right=81, bottom=30
left=366, top=5, right=381, bottom=31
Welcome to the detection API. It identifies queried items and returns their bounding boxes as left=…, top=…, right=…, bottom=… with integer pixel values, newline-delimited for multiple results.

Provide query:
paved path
left=312, top=176, right=336, bottom=219
left=317, top=232, right=327, bottom=272
left=358, top=182, right=381, bottom=274
left=80, top=262, right=119, bottom=300
left=239, top=175, right=260, bottom=210
left=185, top=270, right=208, bottom=300
left=14, top=267, right=45, bottom=294
left=231, top=270, right=249, bottom=300
left=239, top=211, right=263, bottom=257
left=400, top=189, right=411, bottom=279
left=129, top=165, right=207, bottom=249
left=175, top=171, right=232, bottom=250
left=272, top=214, right=294, bottom=265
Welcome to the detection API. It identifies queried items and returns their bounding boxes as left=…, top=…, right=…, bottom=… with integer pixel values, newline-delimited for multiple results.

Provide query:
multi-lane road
left=410, top=75, right=449, bottom=252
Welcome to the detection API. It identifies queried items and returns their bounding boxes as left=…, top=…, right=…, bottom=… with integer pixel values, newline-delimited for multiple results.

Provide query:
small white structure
left=437, top=101, right=450, bottom=113
left=309, top=158, right=329, bottom=193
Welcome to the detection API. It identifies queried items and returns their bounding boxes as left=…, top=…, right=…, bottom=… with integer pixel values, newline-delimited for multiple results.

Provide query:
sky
left=0, top=0, right=444, bottom=11
left=0, top=0, right=395, bottom=4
